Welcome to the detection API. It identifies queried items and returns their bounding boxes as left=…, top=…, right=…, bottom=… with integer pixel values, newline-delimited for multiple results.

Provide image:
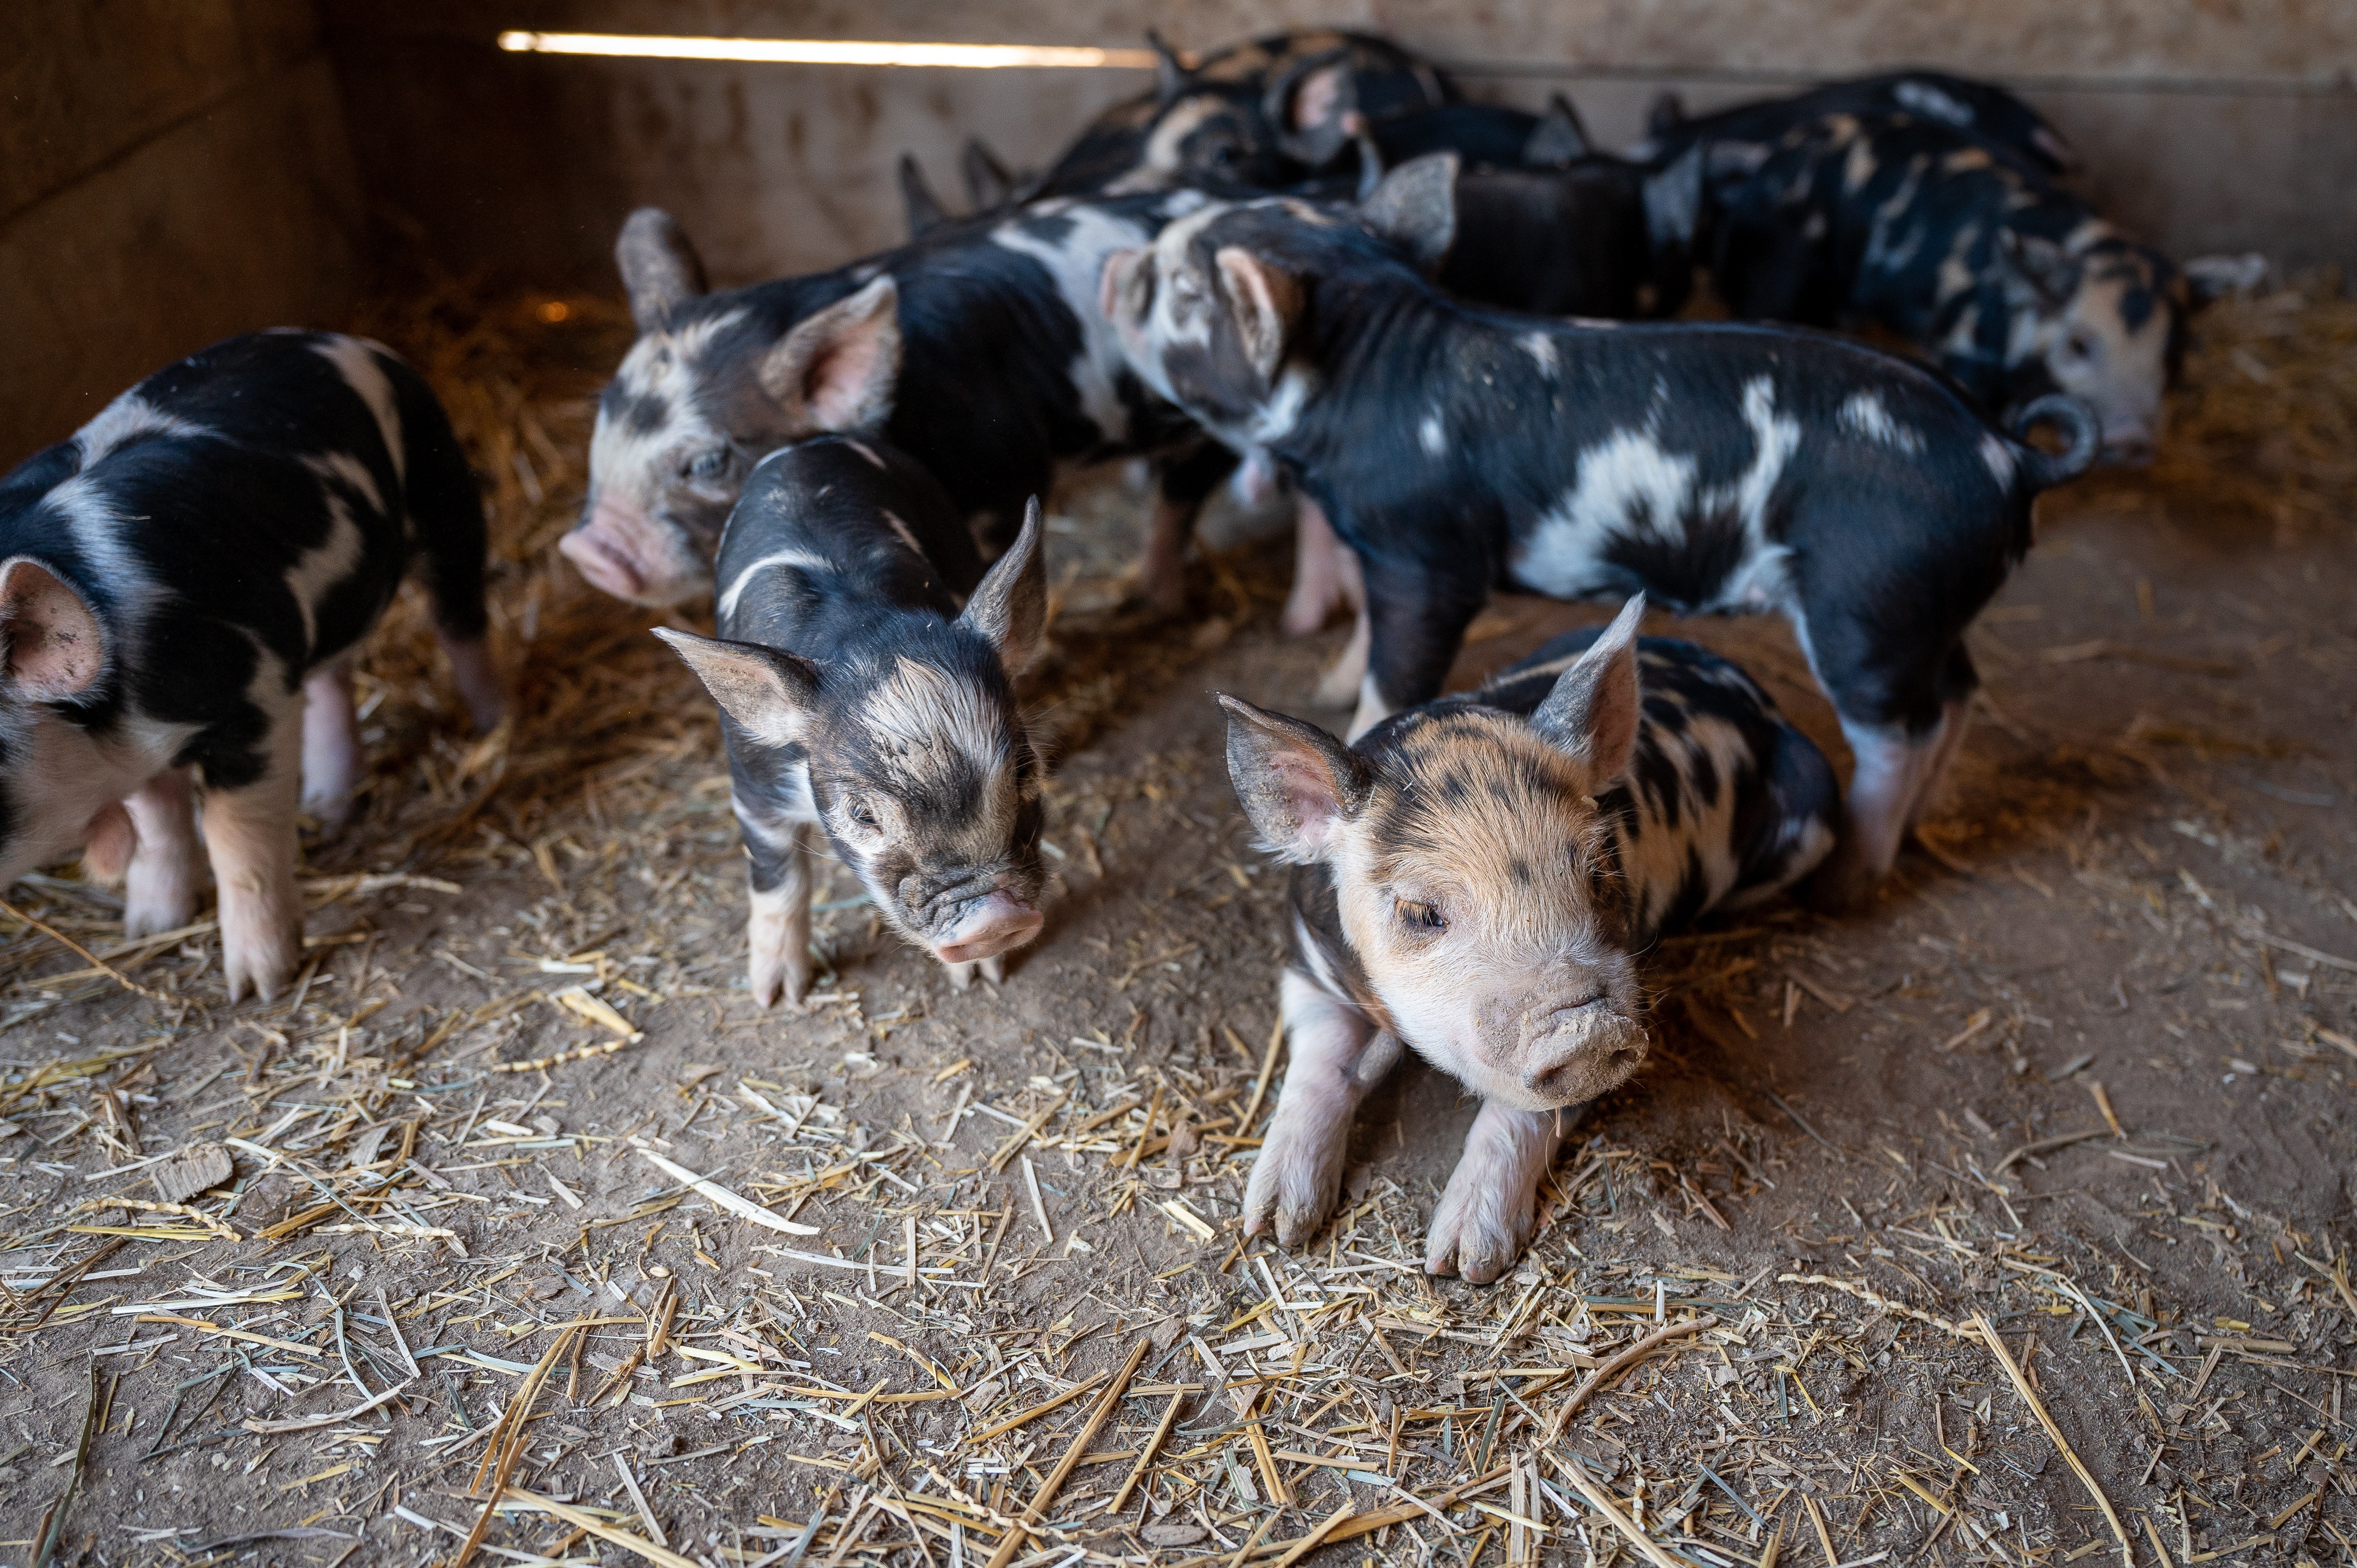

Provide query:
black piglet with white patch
left=0, top=331, right=503, bottom=1000
left=657, top=438, right=1048, bottom=1006
left=1103, top=158, right=2099, bottom=908
left=1219, top=598, right=1837, bottom=1280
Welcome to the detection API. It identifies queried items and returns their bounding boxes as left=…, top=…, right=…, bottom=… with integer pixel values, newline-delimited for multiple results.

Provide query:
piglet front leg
left=743, top=816, right=814, bottom=1008
left=1244, top=969, right=1402, bottom=1247
left=203, top=704, right=307, bottom=1002
left=944, top=954, right=1006, bottom=991
left=1426, top=1100, right=1581, bottom=1284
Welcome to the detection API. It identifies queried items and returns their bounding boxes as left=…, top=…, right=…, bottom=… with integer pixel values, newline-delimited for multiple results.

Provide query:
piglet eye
left=849, top=802, right=880, bottom=830
left=2063, top=331, right=2096, bottom=360
left=687, top=449, right=729, bottom=480
left=1396, top=899, right=1446, bottom=932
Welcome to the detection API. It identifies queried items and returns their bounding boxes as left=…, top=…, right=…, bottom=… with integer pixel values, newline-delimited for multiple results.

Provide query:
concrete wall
left=1, top=1, right=367, bottom=455
left=320, top=0, right=2357, bottom=293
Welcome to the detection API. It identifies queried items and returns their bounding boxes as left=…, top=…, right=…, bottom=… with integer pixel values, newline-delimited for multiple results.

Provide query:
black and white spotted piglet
left=1218, top=599, right=1836, bottom=1281
left=0, top=331, right=503, bottom=1000
left=656, top=437, right=1048, bottom=1006
left=1103, top=159, right=2098, bottom=908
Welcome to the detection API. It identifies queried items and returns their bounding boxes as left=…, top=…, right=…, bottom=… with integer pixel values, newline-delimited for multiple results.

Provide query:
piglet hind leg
left=441, top=634, right=508, bottom=734
left=743, top=817, right=814, bottom=1008
left=300, top=662, right=363, bottom=831
left=123, top=769, right=204, bottom=938
left=1312, top=606, right=1371, bottom=713
left=1282, top=498, right=1359, bottom=637
left=1809, top=716, right=1947, bottom=914
left=1426, top=1100, right=1579, bottom=1284
left=202, top=703, right=308, bottom=1003
left=1244, top=970, right=1403, bottom=1248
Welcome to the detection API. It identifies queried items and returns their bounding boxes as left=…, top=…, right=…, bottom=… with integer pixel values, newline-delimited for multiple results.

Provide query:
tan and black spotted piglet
left=1218, top=598, right=1839, bottom=1282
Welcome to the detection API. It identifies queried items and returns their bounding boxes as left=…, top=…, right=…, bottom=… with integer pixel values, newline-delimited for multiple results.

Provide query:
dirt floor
left=2, top=279, right=2354, bottom=1568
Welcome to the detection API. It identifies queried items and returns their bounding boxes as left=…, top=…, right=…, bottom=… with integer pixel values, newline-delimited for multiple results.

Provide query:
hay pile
left=2097, top=274, right=2357, bottom=535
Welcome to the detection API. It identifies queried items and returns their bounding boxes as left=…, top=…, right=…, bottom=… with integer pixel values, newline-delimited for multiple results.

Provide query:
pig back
left=712, top=436, right=980, bottom=643
left=1446, top=164, right=1656, bottom=319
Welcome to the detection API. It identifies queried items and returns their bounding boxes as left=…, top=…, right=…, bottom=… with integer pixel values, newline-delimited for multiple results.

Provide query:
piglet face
left=658, top=502, right=1052, bottom=978
left=1102, top=157, right=1456, bottom=447
left=577, top=210, right=904, bottom=605
left=1325, top=717, right=1647, bottom=1112
left=2002, top=232, right=2180, bottom=464
left=805, top=671, right=1048, bottom=967
left=1224, top=598, right=1656, bottom=1114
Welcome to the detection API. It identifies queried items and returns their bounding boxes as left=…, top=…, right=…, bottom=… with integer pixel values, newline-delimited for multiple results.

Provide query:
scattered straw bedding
left=0, top=280, right=2350, bottom=1568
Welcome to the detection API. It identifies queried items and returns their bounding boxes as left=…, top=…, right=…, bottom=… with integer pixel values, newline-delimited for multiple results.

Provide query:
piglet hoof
left=979, top=954, right=1005, bottom=986
left=1243, top=1109, right=1351, bottom=1250
left=443, top=637, right=509, bottom=734
left=124, top=846, right=203, bottom=939
left=1424, top=1184, right=1539, bottom=1285
left=301, top=788, right=357, bottom=836
left=945, top=959, right=978, bottom=992
left=1139, top=574, right=1189, bottom=620
left=1800, top=855, right=1879, bottom=917
left=748, top=944, right=812, bottom=1011
left=219, top=892, right=304, bottom=1003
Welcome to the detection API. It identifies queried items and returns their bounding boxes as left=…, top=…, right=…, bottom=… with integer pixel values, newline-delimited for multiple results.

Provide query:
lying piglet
left=657, top=437, right=1047, bottom=1004
left=1220, top=598, right=1837, bottom=1281
left=0, top=331, right=503, bottom=1000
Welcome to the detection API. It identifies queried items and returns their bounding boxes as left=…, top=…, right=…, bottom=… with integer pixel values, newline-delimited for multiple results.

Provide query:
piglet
left=656, top=437, right=1048, bottom=1004
left=0, top=331, right=503, bottom=1000
left=1219, top=598, right=1837, bottom=1281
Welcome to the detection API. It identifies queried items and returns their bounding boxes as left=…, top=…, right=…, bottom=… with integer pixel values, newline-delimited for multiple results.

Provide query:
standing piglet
left=1102, top=159, right=2098, bottom=905
left=657, top=438, right=1047, bottom=1004
left=1221, top=599, right=1836, bottom=1279
left=0, top=331, right=503, bottom=999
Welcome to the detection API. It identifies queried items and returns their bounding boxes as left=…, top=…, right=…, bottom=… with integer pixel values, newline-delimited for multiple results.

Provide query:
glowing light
left=495, top=31, right=1157, bottom=70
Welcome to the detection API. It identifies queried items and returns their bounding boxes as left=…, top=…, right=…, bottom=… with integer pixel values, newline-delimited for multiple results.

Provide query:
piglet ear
left=1147, top=29, right=1189, bottom=103
left=1358, top=152, right=1457, bottom=274
left=959, top=496, right=1048, bottom=675
left=1216, top=693, right=1370, bottom=864
left=1213, top=247, right=1302, bottom=386
left=616, top=208, right=709, bottom=332
left=654, top=628, right=819, bottom=749
left=1525, top=94, right=1591, bottom=165
left=0, top=557, right=105, bottom=701
left=759, top=275, right=902, bottom=434
left=898, top=155, right=949, bottom=239
left=1530, top=595, right=1645, bottom=782
left=1998, top=229, right=2075, bottom=304
left=963, top=137, right=1017, bottom=209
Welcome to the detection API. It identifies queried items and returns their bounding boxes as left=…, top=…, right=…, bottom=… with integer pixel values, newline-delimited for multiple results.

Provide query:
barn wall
left=0, top=2, right=369, bottom=455
left=320, top=0, right=2357, bottom=294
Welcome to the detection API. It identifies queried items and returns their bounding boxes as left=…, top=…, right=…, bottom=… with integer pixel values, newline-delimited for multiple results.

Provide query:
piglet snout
left=933, top=890, right=1044, bottom=965
left=1519, top=998, right=1647, bottom=1106
left=559, top=517, right=650, bottom=599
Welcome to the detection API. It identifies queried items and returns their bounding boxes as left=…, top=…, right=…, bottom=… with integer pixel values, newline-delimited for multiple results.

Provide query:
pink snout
left=1519, top=996, right=1648, bottom=1107
left=933, top=891, right=1044, bottom=965
left=559, top=520, right=650, bottom=600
